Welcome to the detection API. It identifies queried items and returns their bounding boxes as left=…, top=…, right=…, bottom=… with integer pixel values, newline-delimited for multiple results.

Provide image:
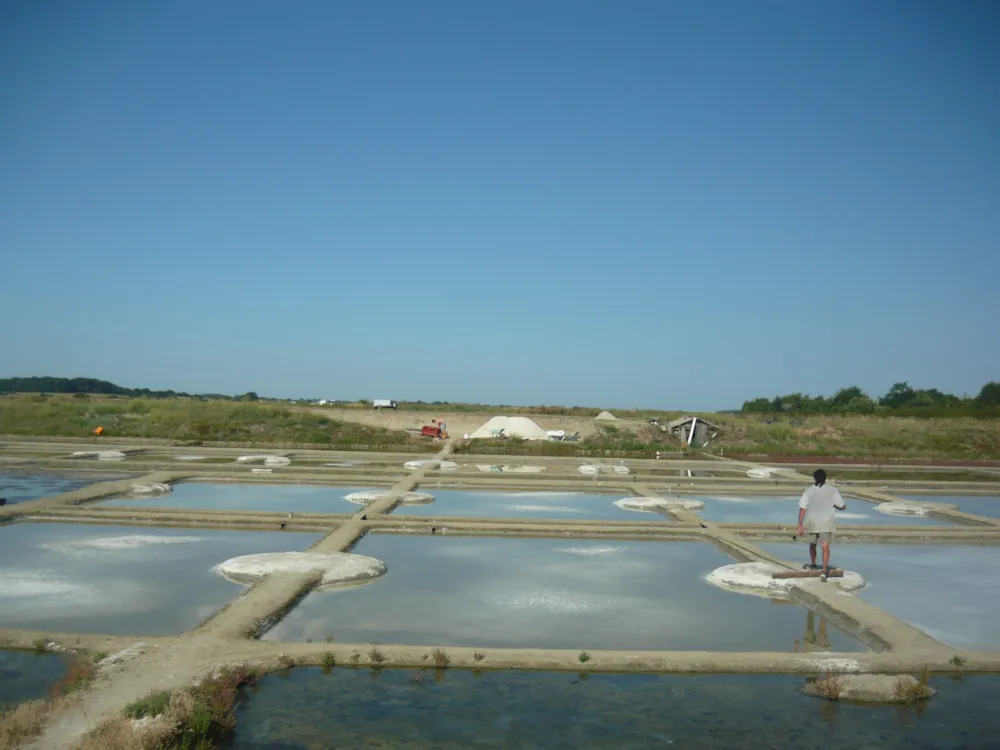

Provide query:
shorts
left=806, top=532, right=832, bottom=543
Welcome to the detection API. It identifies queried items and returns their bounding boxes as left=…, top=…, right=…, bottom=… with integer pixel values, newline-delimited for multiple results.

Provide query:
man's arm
left=833, top=487, right=846, bottom=510
left=797, top=490, right=809, bottom=533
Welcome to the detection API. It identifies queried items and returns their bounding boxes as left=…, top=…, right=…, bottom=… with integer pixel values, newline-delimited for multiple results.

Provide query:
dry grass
left=714, top=414, right=1000, bottom=461
left=75, top=663, right=260, bottom=750
left=893, top=671, right=935, bottom=705
left=431, top=648, right=450, bottom=668
left=813, top=673, right=844, bottom=701
left=0, top=700, right=51, bottom=750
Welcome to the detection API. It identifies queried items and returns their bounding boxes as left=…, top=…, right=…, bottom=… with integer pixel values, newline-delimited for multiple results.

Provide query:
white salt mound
left=236, top=455, right=291, bottom=467
left=746, top=468, right=772, bottom=479
left=71, top=450, right=127, bottom=460
left=578, top=463, right=631, bottom=475
left=214, top=552, right=386, bottom=587
left=403, top=460, right=459, bottom=471
left=595, top=411, right=618, bottom=421
left=344, top=491, right=435, bottom=506
left=128, top=482, right=172, bottom=496
left=476, top=464, right=546, bottom=474
left=875, top=501, right=933, bottom=517
left=706, top=562, right=865, bottom=598
left=614, top=497, right=705, bottom=513
left=468, top=416, right=551, bottom=441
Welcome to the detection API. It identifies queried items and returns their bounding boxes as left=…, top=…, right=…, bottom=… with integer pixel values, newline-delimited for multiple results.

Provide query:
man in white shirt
left=797, top=469, right=846, bottom=581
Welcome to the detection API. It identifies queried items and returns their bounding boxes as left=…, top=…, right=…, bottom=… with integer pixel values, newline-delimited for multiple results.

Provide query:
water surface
left=265, top=535, right=860, bottom=651
left=761, top=542, right=1000, bottom=650
left=0, top=523, right=322, bottom=635
left=0, top=650, right=67, bottom=708
left=901, top=495, right=1000, bottom=521
left=227, top=668, right=1000, bottom=750
left=0, top=469, right=130, bottom=505
left=695, top=495, right=952, bottom=526
left=395, top=489, right=650, bottom=521
left=98, top=482, right=382, bottom=513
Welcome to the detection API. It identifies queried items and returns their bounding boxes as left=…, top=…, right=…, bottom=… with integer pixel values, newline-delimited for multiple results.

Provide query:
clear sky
left=2, top=1, right=998, bottom=410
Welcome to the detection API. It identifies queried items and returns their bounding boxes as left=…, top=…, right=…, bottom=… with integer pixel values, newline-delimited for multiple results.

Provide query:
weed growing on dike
left=949, top=654, right=967, bottom=667
left=79, top=664, right=261, bottom=750
left=432, top=648, right=450, bottom=668
left=321, top=652, right=336, bottom=670
left=813, top=674, right=844, bottom=701
left=578, top=651, right=591, bottom=663
left=368, top=647, right=386, bottom=664
left=473, top=650, right=486, bottom=662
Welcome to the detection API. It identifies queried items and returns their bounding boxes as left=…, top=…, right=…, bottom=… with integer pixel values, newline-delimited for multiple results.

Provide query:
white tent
left=595, top=411, right=618, bottom=421
left=469, top=416, right=551, bottom=441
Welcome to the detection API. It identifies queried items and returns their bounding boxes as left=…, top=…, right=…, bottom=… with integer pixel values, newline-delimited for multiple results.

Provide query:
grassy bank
left=457, top=416, right=1000, bottom=462
left=0, top=395, right=423, bottom=449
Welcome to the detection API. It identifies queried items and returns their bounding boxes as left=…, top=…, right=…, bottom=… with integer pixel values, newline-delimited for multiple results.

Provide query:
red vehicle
left=420, top=420, right=449, bottom=439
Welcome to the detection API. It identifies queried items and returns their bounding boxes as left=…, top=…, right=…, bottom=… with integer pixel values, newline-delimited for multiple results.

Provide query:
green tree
left=978, top=382, right=1000, bottom=406
left=879, top=382, right=916, bottom=409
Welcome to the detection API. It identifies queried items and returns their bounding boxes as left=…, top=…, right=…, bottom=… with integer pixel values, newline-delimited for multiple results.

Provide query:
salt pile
left=236, top=455, right=291, bottom=467
left=344, top=491, right=435, bottom=506
left=71, top=450, right=127, bottom=461
left=595, top=411, right=618, bottom=421
left=214, top=552, right=386, bottom=588
left=875, top=501, right=935, bottom=517
left=614, top=497, right=705, bottom=513
left=706, top=561, right=865, bottom=598
left=468, top=416, right=551, bottom=441
left=127, top=482, right=172, bottom=496
left=578, top=463, right=630, bottom=475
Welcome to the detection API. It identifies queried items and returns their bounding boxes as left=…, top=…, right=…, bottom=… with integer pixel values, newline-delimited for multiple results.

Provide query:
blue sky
left=2, top=1, right=998, bottom=410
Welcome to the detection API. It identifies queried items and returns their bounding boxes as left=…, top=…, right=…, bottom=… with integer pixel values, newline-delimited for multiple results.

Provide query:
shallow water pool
left=0, top=650, right=68, bottom=708
left=760, top=542, right=1000, bottom=650
left=393, top=489, right=650, bottom=521
left=225, top=668, right=1000, bottom=750
left=98, top=482, right=383, bottom=513
left=0, top=469, right=130, bottom=505
left=694, top=495, right=953, bottom=526
left=901, top=494, right=1000, bottom=521
left=0, top=523, right=323, bottom=635
left=264, top=535, right=861, bottom=651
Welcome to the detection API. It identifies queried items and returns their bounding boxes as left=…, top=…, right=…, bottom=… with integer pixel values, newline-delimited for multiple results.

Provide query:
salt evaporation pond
left=226, top=668, right=1000, bottom=750
left=694, top=495, right=953, bottom=526
left=0, top=523, right=323, bottom=635
left=760, top=542, right=1000, bottom=651
left=902, top=494, right=1000, bottom=521
left=98, top=482, right=384, bottom=513
left=0, top=650, right=68, bottom=708
left=264, top=535, right=861, bottom=651
left=393, top=489, right=648, bottom=521
left=0, top=469, right=131, bottom=505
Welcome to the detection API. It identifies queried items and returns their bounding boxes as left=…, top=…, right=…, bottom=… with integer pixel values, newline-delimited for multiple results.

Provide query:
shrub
left=123, top=690, right=171, bottom=719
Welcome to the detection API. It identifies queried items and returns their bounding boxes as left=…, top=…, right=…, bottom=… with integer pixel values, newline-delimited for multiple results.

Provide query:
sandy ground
left=311, top=407, right=646, bottom=439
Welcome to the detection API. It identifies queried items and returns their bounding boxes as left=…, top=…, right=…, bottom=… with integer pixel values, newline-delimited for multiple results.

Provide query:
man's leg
left=808, top=540, right=818, bottom=568
left=820, top=539, right=831, bottom=578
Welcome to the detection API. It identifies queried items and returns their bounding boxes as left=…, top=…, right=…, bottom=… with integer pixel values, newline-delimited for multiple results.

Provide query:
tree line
left=0, top=376, right=241, bottom=401
left=742, top=381, right=1000, bottom=417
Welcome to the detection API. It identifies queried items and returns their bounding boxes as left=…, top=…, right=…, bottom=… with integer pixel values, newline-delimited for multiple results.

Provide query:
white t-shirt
left=798, top=484, right=846, bottom=533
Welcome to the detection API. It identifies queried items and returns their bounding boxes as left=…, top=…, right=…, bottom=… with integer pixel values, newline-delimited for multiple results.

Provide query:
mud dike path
left=1, top=440, right=1000, bottom=748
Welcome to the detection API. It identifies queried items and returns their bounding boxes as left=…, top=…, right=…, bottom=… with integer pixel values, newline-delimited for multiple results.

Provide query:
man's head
left=814, top=469, right=827, bottom=486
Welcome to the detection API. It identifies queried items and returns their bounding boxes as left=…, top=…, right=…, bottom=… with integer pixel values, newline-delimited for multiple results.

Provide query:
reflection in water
left=794, top=610, right=832, bottom=653
left=227, top=668, right=1000, bottom=750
